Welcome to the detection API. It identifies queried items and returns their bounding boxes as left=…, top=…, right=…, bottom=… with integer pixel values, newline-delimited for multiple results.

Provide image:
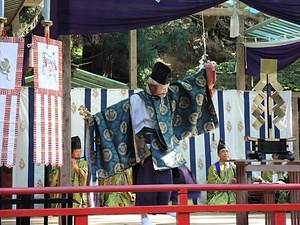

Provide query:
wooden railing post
left=264, top=191, right=276, bottom=225
left=177, top=187, right=189, bottom=225
left=74, top=215, right=88, bottom=225
left=274, top=211, right=286, bottom=225
left=235, top=161, right=248, bottom=225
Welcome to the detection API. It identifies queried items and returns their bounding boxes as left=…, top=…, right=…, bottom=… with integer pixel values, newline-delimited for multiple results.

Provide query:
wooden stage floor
left=1, top=212, right=292, bottom=225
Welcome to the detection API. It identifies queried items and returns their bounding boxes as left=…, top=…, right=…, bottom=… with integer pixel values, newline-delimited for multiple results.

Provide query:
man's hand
left=205, top=62, right=216, bottom=97
left=71, top=158, right=77, bottom=167
left=71, top=158, right=80, bottom=174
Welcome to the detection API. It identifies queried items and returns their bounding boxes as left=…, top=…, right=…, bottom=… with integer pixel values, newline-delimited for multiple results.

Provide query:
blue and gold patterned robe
left=88, top=68, right=219, bottom=180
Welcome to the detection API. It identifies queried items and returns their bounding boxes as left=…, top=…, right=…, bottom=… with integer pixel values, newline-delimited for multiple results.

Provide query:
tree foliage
left=19, top=7, right=39, bottom=24
left=278, top=59, right=300, bottom=92
left=214, top=61, right=237, bottom=90
left=71, top=16, right=299, bottom=92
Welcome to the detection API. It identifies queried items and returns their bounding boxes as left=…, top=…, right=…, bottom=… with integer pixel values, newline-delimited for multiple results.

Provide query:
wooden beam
left=60, top=35, right=72, bottom=188
left=24, top=0, right=42, bottom=7
left=236, top=16, right=245, bottom=90
left=292, top=93, right=299, bottom=159
left=129, top=30, right=137, bottom=89
left=195, top=8, right=234, bottom=17
left=195, top=7, right=263, bottom=22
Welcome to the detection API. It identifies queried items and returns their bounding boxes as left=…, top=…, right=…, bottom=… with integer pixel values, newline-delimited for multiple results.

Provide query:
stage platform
left=1, top=212, right=292, bottom=225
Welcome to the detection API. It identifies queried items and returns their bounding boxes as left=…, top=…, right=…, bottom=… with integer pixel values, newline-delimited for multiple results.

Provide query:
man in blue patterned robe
left=89, top=62, right=218, bottom=225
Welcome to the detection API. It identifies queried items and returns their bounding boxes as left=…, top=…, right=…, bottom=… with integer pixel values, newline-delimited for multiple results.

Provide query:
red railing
left=1, top=184, right=300, bottom=225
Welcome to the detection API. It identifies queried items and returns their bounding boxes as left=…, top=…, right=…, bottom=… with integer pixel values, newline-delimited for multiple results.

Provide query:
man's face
left=272, top=154, right=282, bottom=165
left=218, top=149, right=230, bottom=161
left=72, top=148, right=82, bottom=159
left=149, top=83, right=170, bottom=98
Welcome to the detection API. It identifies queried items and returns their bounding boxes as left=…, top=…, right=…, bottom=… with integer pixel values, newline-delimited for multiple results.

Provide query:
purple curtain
left=51, top=0, right=225, bottom=37
left=48, top=0, right=300, bottom=37
left=241, top=0, right=300, bottom=76
left=29, top=0, right=300, bottom=78
left=246, top=42, right=300, bottom=76
left=241, top=0, right=300, bottom=25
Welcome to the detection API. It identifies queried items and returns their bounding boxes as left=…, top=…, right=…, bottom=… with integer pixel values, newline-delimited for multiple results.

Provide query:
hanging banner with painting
left=32, top=35, right=63, bottom=166
left=0, top=37, right=24, bottom=167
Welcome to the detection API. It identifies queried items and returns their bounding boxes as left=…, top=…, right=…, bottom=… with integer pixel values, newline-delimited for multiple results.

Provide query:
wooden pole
left=60, top=35, right=72, bottom=187
left=292, top=92, right=300, bottom=159
left=236, top=16, right=245, bottom=90
left=129, top=30, right=137, bottom=89
left=58, top=35, right=72, bottom=225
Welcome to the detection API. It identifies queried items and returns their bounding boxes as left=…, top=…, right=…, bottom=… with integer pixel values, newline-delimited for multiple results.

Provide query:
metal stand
left=246, top=59, right=295, bottom=161
left=0, top=17, right=7, bottom=35
left=41, top=20, right=53, bottom=38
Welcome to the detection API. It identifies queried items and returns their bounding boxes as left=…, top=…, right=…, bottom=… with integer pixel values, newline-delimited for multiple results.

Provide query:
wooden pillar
left=60, top=35, right=72, bottom=186
left=235, top=161, right=248, bottom=225
left=292, top=92, right=300, bottom=159
left=129, top=30, right=137, bottom=89
left=59, top=34, right=72, bottom=225
left=264, top=191, right=276, bottom=225
left=236, top=16, right=245, bottom=90
left=288, top=166, right=300, bottom=225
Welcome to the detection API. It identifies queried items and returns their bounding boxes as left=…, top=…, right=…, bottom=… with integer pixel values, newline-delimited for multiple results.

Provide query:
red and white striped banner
left=0, top=37, right=24, bottom=167
left=32, top=35, right=63, bottom=166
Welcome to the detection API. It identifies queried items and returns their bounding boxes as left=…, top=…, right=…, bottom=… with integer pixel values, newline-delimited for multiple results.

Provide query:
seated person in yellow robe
left=49, top=136, right=88, bottom=207
left=206, top=138, right=236, bottom=205
left=261, top=153, right=290, bottom=203
left=98, top=168, right=135, bottom=207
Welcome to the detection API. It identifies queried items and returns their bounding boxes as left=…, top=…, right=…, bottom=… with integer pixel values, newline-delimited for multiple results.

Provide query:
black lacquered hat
left=150, top=62, right=171, bottom=85
left=217, top=138, right=229, bottom=153
left=71, top=136, right=81, bottom=152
